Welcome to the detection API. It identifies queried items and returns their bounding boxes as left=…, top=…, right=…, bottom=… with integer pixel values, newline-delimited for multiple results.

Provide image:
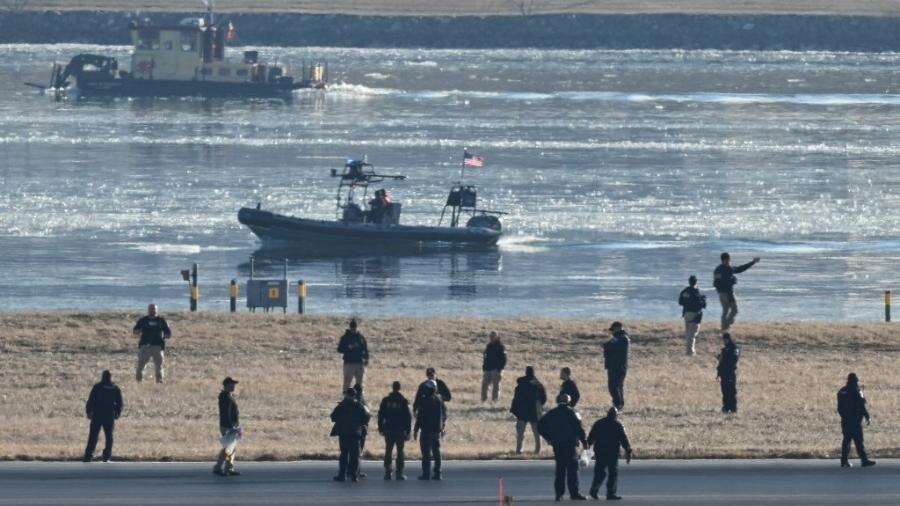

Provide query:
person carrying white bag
left=214, top=377, right=242, bottom=476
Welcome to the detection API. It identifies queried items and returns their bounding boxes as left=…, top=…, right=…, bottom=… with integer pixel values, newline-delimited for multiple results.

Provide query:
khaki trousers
left=136, top=345, right=164, bottom=383
left=481, top=370, right=502, bottom=402
left=515, top=419, right=541, bottom=454
left=683, top=312, right=700, bottom=355
left=342, top=363, right=365, bottom=392
left=719, top=292, right=738, bottom=331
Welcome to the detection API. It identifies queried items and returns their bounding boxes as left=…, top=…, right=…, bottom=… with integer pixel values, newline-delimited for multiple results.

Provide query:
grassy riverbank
left=18, top=1, right=900, bottom=17
left=0, top=312, right=897, bottom=461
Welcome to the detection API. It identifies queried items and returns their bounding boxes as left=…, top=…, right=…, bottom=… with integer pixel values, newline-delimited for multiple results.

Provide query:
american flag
left=463, top=150, right=485, bottom=168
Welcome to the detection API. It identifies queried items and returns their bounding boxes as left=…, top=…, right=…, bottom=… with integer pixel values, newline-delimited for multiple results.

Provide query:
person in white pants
left=678, top=275, right=706, bottom=355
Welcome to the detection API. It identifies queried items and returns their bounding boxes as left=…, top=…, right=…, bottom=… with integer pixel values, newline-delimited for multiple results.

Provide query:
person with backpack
left=716, top=333, right=740, bottom=413
left=538, top=393, right=588, bottom=501
left=83, top=370, right=123, bottom=462
left=678, top=275, right=707, bottom=355
left=378, top=381, right=412, bottom=480
left=510, top=366, right=547, bottom=454
left=837, top=373, right=876, bottom=468
left=713, top=253, right=760, bottom=331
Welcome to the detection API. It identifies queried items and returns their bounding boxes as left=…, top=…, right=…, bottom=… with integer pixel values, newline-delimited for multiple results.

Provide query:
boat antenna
left=202, top=0, right=215, bottom=26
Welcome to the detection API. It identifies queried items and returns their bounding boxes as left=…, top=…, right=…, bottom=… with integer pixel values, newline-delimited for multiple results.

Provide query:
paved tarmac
left=0, top=459, right=897, bottom=505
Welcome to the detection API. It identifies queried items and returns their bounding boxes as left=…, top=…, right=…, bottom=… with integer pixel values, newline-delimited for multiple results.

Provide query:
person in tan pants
left=337, top=319, right=369, bottom=392
left=133, top=304, right=171, bottom=383
left=481, top=331, right=507, bottom=402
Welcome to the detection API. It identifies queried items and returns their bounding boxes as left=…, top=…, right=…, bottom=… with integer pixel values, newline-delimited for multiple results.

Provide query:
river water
left=1, top=44, right=898, bottom=320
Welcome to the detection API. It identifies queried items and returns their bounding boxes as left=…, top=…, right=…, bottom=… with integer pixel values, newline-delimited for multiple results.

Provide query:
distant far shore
left=1, top=311, right=897, bottom=461
left=1, top=8, right=899, bottom=51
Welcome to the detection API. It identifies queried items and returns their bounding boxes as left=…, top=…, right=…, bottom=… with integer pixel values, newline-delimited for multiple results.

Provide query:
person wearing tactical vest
left=716, top=333, right=740, bottom=413
left=133, top=303, right=172, bottom=383
left=678, top=275, right=707, bottom=355
left=378, top=381, right=412, bottom=480
left=537, top=393, right=588, bottom=501
left=837, top=373, right=876, bottom=468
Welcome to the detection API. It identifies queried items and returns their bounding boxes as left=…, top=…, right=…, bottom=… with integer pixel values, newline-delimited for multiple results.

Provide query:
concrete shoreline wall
left=0, top=10, right=898, bottom=50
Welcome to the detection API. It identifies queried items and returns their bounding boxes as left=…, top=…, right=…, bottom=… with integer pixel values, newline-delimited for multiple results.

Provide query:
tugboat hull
left=238, top=208, right=501, bottom=251
left=75, top=76, right=320, bottom=99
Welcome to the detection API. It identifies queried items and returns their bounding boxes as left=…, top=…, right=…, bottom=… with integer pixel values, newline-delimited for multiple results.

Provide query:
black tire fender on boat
left=466, top=214, right=502, bottom=231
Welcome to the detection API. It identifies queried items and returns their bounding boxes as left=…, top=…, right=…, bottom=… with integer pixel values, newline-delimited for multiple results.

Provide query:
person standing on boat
left=133, top=304, right=171, bottom=383
left=678, top=275, right=707, bottom=355
left=368, top=189, right=390, bottom=224
left=337, top=319, right=369, bottom=393
left=713, top=253, right=760, bottom=331
left=481, top=331, right=507, bottom=402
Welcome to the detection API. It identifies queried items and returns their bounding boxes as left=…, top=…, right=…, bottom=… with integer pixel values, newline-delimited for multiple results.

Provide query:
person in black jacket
left=716, top=333, right=740, bottom=413
left=378, top=381, right=412, bottom=480
left=837, top=373, right=876, bottom=468
left=587, top=407, right=632, bottom=500
left=414, top=367, right=452, bottom=414
left=214, top=377, right=241, bottom=476
left=559, top=367, right=580, bottom=408
left=678, top=275, right=707, bottom=355
left=510, top=366, right=547, bottom=454
left=414, top=383, right=447, bottom=481
left=603, top=322, right=630, bottom=410
left=337, top=319, right=369, bottom=393
left=331, top=388, right=371, bottom=482
left=481, top=331, right=507, bottom=402
left=133, top=304, right=171, bottom=383
left=83, top=370, right=123, bottom=462
left=713, top=253, right=760, bottom=331
left=538, top=393, right=587, bottom=501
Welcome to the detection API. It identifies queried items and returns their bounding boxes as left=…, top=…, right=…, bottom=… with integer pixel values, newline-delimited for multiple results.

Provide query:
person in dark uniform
left=331, top=388, right=371, bottom=482
left=414, top=382, right=447, bottom=481
left=481, top=331, right=507, bottom=402
left=83, top=370, right=123, bottom=462
left=378, top=381, right=412, bottom=480
left=559, top=367, right=580, bottom=408
left=133, top=304, right=172, bottom=383
left=214, top=377, right=241, bottom=476
left=537, top=393, right=587, bottom=501
left=414, top=367, right=452, bottom=414
left=510, top=366, right=547, bottom=454
left=337, top=319, right=369, bottom=393
left=713, top=253, right=760, bottom=331
left=716, top=333, right=740, bottom=413
left=603, top=322, right=630, bottom=410
left=587, top=407, right=632, bottom=500
left=678, top=275, right=707, bottom=355
left=837, top=373, right=876, bottom=468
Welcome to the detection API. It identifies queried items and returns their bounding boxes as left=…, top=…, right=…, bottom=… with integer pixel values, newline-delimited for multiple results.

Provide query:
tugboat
left=238, top=159, right=506, bottom=252
left=27, top=2, right=326, bottom=100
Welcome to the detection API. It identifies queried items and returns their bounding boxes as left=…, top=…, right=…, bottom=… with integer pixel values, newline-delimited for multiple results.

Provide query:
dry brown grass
left=0, top=312, right=898, bottom=461
left=17, top=0, right=900, bottom=17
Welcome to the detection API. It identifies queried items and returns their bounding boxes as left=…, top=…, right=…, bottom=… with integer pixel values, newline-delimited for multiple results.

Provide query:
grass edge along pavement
left=0, top=311, right=897, bottom=461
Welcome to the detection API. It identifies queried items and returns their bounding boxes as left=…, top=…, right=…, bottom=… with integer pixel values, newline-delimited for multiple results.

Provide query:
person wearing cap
left=133, top=303, right=172, bottom=383
left=413, top=382, right=447, bottom=481
left=413, top=367, right=452, bottom=414
left=337, top=319, right=369, bottom=393
left=510, top=366, right=547, bottom=454
left=330, top=387, right=371, bottom=482
left=83, top=370, right=124, bottom=462
left=537, top=393, right=588, bottom=501
left=559, top=367, right=580, bottom=408
left=715, top=333, right=740, bottom=413
left=214, top=377, right=241, bottom=476
left=603, top=323, right=630, bottom=410
left=586, top=407, right=632, bottom=500
left=713, top=253, right=760, bottom=331
left=837, top=373, right=876, bottom=468
left=481, top=331, right=507, bottom=403
left=678, top=275, right=707, bottom=355
left=378, top=381, right=412, bottom=480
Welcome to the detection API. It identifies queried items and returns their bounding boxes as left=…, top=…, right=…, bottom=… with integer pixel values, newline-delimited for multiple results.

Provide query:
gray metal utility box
left=246, top=279, right=287, bottom=312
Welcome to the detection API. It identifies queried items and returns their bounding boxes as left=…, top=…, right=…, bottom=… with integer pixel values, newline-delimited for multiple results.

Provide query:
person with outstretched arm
left=713, top=253, right=760, bottom=331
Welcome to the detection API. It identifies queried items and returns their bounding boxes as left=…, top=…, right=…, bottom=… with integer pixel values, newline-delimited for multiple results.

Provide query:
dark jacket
left=510, top=375, right=547, bottom=422
left=837, top=385, right=870, bottom=426
left=133, top=315, right=171, bottom=349
left=713, top=261, right=756, bottom=294
left=560, top=379, right=580, bottom=408
left=218, top=391, right=239, bottom=429
left=678, top=286, right=707, bottom=315
left=330, top=398, right=371, bottom=438
left=716, top=341, right=740, bottom=377
left=603, top=331, right=630, bottom=372
left=337, top=330, right=369, bottom=364
left=85, top=381, right=123, bottom=420
left=414, top=395, right=447, bottom=435
left=378, top=391, right=412, bottom=436
left=414, top=379, right=452, bottom=413
left=587, top=416, right=632, bottom=459
left=482, top=341, right=507, bottom=371
left=537, top=404, right=586, bottom=447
